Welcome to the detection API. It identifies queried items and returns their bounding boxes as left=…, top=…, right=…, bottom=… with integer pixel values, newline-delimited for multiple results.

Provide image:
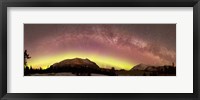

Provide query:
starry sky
left=24, top=24, right=176, bottom=70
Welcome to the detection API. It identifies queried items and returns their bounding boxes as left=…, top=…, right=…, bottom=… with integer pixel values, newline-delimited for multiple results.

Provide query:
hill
left=130, top=63, right=176, bottom=75
left=51, top=58, right=99, bottom=69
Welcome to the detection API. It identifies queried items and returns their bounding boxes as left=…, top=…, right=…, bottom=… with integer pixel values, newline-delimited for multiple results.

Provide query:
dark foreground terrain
left=24, top=66, right=176, bottom=76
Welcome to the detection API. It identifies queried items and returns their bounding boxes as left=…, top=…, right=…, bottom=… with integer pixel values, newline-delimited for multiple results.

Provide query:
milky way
left=24, top=24, right=176, bottom=69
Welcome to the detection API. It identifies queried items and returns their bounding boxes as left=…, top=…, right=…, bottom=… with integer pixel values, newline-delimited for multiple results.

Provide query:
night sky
left=24, top=24, right=176, bottom=70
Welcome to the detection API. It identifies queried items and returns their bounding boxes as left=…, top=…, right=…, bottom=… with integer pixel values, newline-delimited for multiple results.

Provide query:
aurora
left=27, top=51, right=136, bottom=70
left=24, top=24, right=176, bottom=70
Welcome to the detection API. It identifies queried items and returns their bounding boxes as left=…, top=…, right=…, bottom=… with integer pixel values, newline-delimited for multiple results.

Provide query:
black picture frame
left=0, top=0, right=199, bottom=100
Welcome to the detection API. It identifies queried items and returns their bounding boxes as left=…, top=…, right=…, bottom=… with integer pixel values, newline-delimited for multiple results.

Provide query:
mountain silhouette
left=130, top=63, right=149, bottom=71
left=46, top=58, right=117, bottom=76
left=131, top=63, right=176, bottom=72
left=51, top=58, right=99, bottom=69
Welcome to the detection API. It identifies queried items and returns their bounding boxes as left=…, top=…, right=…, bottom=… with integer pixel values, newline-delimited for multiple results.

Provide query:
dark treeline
left=140, top=65, right=176, bottom=76
left=24, top=66, right=117, bottom=76
left=116, top=65, right=176, bottom=76
left=24, top=65, right=176, bottom=76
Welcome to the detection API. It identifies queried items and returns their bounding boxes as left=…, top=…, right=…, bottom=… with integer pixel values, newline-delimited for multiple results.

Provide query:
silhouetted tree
left=30, top=66, right=33, bottom=71
left=24, top=50, right=31, bottom=67
left=24, top=66, right=30, bottom=75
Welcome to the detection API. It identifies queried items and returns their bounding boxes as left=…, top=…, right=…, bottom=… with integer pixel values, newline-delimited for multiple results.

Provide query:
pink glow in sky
left=24, top=24, right=176, bottom=69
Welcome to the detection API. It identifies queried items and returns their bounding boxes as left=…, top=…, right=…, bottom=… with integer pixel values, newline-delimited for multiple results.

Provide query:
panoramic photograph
left=24, top=24, right=176, bottom=76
